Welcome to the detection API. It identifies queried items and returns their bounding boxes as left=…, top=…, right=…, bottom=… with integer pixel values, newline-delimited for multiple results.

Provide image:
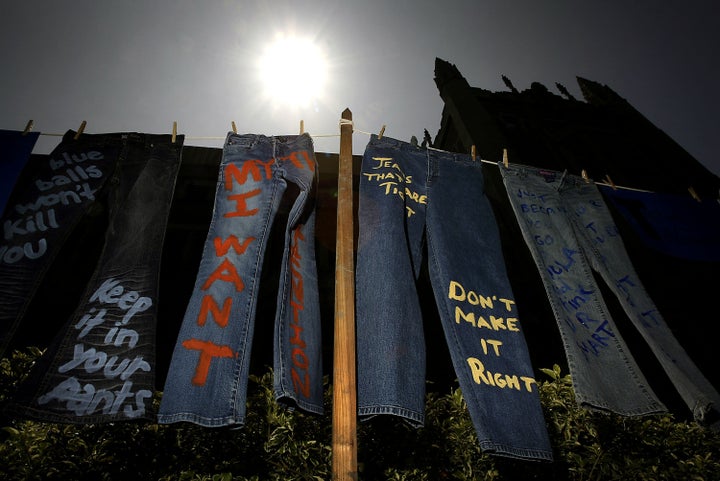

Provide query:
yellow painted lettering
left=506, top=317, right=520, bottom=332
left=448, top=280, right=465, bottom=301
left=468, top=358, right=535, bottom=392
left=455, top=306, right=476, bottom=327
left=520, top=376, right=537, bottom=392
left=505, top=375, right=520, bottom=390
left=372, top=157, right=393, bottom=169
left=479, top=295, right=494, bottom=309
left=499, top=297, right=516, bottom=312
left=467, top=290, right=479, bottom=305
left=480, top=338, right=503, bottom=356
left=490, top=316, right=507, bottom=330
left=467, top=357, right=489, bottom=385
left=485, top=369, right=496, bottom=386
left=476, top=315, right=493, bottom=330
left=380, top=181, right=398, bottom=195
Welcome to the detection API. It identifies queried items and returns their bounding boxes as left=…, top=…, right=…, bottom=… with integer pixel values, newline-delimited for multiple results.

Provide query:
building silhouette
left=432, top=57, right=719, bottom=197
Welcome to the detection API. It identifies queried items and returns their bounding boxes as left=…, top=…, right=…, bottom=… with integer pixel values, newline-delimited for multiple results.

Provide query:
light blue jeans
left=501, top=164, right=720, bottom=427
left=158, top=133, right=323, bottom=427
left=356, top=136, right=553, bottom=461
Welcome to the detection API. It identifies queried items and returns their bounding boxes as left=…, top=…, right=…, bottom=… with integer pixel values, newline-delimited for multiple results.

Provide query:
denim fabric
left=0, top=129, right=40, bottom=218
left=599, top=184, right=720, bottom=262
left=500, top=164, right=720, bottom=425
left=1, top=130, right=119, bottom=357
left=5, top=130, right=183, bottom=423
left=356, top=135, right=552, bottom=461
left=158, top=133, right=322, bottom=427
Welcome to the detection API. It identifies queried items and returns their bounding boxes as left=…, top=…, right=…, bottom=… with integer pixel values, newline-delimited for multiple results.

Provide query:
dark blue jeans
left=4, top=130, right=183, bottom=423
left=158, top=133, right=323, bottom=427
left=356, top=135, right=552, bottom=461
left=0, top=129, right=40, bottom=218
left=500, top=165, right=720, bottom=428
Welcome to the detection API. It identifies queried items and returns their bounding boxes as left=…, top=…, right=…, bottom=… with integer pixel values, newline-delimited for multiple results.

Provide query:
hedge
left=2, top=347, right=719, bottom=480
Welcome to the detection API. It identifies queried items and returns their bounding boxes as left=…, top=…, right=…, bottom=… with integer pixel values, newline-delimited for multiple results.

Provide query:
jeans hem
left=577, top=399, right=667, bottom=417
left=275, top=394, right=324, bottom=415
left=477, top=439, right=554, bottom=462
left=156, top=413, right=245, bottom=427
left=358, top=405, right=424, bottom=427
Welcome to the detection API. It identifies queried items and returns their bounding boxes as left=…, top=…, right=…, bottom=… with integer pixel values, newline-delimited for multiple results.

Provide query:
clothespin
left=22, top=120, right=34, bottom=135
left=603, top=174, right=617, bottom=190
left=502, top=148, right=509, bottom=168
left=300, top=120, right=304, bottom=135
left=471, top=145, right=476, bottom=161
left=74, top=120, right=87, bottom=140
left=231, top=121, right=237, bottom=134
left=688, top=186, right=701, bottom=202
left=581, top=169, right=590, bottom=183
left=378, top=125, right=386, bottom=139
left=171, top=121, right=177, bottom=143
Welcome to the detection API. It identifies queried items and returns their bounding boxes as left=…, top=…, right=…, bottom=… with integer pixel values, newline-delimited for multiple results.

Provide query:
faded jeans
left=500, top=164, right=720, bottom=427
left=158, top=133, right=323, bottom=427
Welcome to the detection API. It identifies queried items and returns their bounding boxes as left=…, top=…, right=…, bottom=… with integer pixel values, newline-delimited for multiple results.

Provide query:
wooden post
left=332, top=108, right=357, bottom=480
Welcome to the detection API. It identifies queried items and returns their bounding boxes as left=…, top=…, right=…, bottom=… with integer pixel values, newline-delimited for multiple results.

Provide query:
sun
left=257, top=34, right=328, bottom=109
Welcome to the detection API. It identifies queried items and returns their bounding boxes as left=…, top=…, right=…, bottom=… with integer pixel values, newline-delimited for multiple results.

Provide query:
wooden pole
left=332, top=108, right=357, bottom=480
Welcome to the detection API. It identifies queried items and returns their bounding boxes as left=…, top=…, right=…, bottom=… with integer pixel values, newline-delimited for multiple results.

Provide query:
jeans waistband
left=224, top=132, right=314, bottom=152
left=63, top=130, right=184, bottom=149
left=501, top=163, right=590, bottom=189
left=369, top=134, right=476, bottom=165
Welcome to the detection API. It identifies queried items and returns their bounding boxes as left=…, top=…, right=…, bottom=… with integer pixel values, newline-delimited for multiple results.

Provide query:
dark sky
left=1, top=0, right=718, bottom=177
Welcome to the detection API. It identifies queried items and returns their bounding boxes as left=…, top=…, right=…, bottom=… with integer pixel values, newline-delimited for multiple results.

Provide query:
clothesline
left=11, top=120, right=691, bottom=196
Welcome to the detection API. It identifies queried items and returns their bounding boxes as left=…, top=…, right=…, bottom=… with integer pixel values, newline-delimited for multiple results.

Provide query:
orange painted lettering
left=197, top=295, right=232, bottom=328
left=224, top=160, right=272, bottom=188
left=291, top=368, right=310, bottom=398
left=213, top=235, right=255, bottom=257
left=225, top=189, right=261, bottom=217
left=290, top=270, right=304, bottom=304
left=202, top=258, right=244, bottom=292
left=292, top=347, right=309, bottom=369
left=289, top=320, right=306, bottom=348
left=279, top=151, right=315, bottom=172
left=181, top=338, right=235, bottom=386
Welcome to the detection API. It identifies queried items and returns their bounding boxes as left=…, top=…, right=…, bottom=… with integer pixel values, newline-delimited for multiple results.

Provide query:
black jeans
left=2, top=130, right=183, bottom=423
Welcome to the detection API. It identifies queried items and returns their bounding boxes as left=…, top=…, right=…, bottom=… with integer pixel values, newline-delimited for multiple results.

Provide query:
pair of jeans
left=4, top=130, right=183, bottom=423
left=158, top=133, right=323, bottom=427
left=0, top=129, right=40, bottom=218
left=500, top=164, right=720, bottom=427
left=356, top=135, right=552, bottom=461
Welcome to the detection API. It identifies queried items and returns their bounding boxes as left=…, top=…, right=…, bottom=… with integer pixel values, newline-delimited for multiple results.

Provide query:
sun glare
left=258, top=34, right=328, bottom=109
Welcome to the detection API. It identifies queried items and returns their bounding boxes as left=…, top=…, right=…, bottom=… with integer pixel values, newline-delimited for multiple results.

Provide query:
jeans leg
left=500, top=165, right=665, bottom=416
left=426, top=154, right=552, bottom=460
left=356, top=135, right=428, bottom=425
left=272, top=138, right=324, bottom=414
left=564, top=181, right=720, bottom=425
left=9, top=133, right=183, bottom=423
left=159, top=134, right=287, bottom=427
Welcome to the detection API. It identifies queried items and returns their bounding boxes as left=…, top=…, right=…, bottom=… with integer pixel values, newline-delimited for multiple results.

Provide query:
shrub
left=1, top=349, right=719, bottom=480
